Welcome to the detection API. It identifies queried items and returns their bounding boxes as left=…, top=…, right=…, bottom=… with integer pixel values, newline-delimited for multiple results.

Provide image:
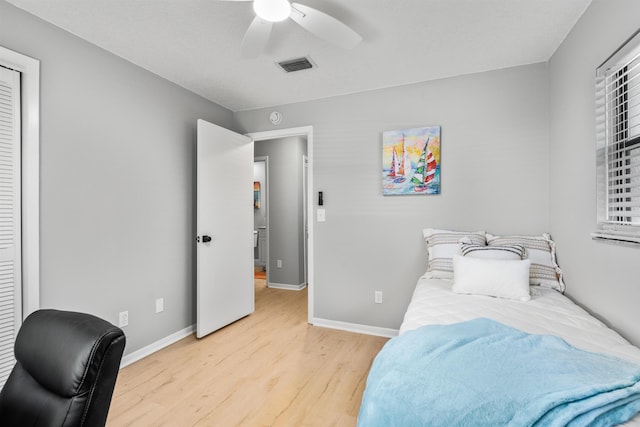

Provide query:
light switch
left=317, top=208, right=326, bottom=222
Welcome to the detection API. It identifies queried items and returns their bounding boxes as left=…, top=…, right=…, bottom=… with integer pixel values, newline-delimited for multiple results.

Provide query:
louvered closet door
left=0, top=66, right=21, bottom=389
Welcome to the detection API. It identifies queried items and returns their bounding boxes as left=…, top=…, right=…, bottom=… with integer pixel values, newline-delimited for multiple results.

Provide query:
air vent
left=277, top=56, right=315, bottom=73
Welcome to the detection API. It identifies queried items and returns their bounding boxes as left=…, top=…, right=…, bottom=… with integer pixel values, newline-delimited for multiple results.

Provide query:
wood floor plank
left=107, top=280, right=389, bottom=426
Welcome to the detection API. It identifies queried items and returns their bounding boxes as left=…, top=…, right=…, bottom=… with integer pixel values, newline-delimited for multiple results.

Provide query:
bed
left=357, top=230, right=640, bottom=426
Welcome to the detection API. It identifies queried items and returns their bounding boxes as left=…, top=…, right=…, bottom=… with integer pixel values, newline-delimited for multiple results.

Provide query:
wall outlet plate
left=374, top=291, right=383, bottom=304
left=155, top=298, right=164, bottom=313
left=118, top=311, right=129, bottom=327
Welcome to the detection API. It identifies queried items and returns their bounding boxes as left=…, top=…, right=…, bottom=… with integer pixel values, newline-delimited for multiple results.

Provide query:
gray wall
left=254, top=136, right=307, bottom=286
left=549, top=0, right=640, bottom=346
left=236, top=63, right=551, bottom=329
left=1, top=0, right=236, bottom=355
left=10, top=0, right=636, bottom=356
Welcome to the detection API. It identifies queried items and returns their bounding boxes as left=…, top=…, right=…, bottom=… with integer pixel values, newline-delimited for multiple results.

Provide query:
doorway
left=253, top=157, right=268, bottom=281
left=248, top=127, right=314, bottom=322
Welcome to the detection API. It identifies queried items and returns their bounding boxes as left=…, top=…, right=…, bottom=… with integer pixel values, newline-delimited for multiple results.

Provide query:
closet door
left=0, top=66, right=22, bottom=388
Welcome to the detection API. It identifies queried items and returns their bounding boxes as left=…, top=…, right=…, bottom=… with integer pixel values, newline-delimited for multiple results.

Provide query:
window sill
left=591, top=230, right=640, bottom=247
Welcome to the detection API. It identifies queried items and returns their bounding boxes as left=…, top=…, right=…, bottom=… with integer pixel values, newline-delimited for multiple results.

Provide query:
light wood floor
left=107, top=280, right=389, bottom=426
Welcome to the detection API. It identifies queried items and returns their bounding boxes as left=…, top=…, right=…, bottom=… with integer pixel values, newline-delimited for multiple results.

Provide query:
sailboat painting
left=382, top=126, right=441, bottom=195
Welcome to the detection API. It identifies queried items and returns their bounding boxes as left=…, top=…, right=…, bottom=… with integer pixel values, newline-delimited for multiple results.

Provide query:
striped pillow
left=460, top=241, right=526, bottom=260
left=486, top=233, right=564, bottom=293
left=423, top=229, right=486, bottom=279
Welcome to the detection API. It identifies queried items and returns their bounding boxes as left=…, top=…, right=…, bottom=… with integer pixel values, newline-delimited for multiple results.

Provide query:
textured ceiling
left=6, top=0, right=592, bottom=111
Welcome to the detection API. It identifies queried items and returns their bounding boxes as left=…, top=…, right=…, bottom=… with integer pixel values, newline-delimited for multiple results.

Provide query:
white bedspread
left=399, top=276, right=640, bottom=426
left=401, top=276, right=640, bottom=363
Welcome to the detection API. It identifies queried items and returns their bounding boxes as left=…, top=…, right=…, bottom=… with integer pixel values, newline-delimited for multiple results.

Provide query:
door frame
left=302, top=154, right=308, bottom=285
left=0, top=46, right=40, bottom=319
left=246, top=126, right=314, bottom=322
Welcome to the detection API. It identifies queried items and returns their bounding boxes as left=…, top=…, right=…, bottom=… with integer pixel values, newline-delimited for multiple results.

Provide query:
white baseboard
left=310, top=317, right=399, bottom=338
left=267, top=282, right=307, bottom=291
left=120, top=324, right=195, bottom=368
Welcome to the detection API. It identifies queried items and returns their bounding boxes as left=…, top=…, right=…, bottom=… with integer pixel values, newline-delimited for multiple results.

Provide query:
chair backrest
left=0, top=309, right=126, bottom=427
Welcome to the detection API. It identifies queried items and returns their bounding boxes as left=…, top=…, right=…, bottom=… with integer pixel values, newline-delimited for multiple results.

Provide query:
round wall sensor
left=269, top=111, right=282, bottom=125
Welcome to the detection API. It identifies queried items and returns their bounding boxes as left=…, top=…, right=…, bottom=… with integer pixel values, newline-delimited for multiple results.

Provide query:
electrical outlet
left=375, top=291, right=383, bottom=304
left=118, top=311, right=129, bottom=327
left=155, top=298, right=164, bottom=313
left=277, top=259, right=282, bottom=268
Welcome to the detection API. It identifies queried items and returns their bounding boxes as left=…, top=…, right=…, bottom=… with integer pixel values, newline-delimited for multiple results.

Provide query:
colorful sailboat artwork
left=387, top=147, right=399, bottom=179
left=410, top=138, right=437, bottom=192
left=385, top=134, right=412, bottom=183
left=382, top=126, right=440, bottom=195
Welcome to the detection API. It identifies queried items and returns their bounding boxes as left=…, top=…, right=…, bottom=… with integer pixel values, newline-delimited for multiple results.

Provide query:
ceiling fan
left=218, top=0, right=363, bottom=58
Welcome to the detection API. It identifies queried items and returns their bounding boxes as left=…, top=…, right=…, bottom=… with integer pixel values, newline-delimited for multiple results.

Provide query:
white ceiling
left=6, top=0, right=592, bottom=111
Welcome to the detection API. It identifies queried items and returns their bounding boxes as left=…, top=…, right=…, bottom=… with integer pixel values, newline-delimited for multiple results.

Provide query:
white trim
left=302, top=154, right=308, bottom=285
left=267, top=282, right=307, bottom=291
left=247, top=126, right=312, bottom=141
left=310, top=317, right=398, bottom=338
left=591, top=231, right=640, bottom=247
left=120, top=324, right=196, bottom=368
left=247, top=126, right=314, bottom=322
left=0, top=45, right=40, bottom=318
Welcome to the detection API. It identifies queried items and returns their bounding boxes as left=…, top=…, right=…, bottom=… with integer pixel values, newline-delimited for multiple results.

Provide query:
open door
left=196, top=119, right=254, bottom=338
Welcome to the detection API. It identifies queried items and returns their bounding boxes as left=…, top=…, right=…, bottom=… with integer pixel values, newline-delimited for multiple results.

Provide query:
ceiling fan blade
left=289, top=3, right=362, bottom=49
left=241, top=16, right=273, bottom=59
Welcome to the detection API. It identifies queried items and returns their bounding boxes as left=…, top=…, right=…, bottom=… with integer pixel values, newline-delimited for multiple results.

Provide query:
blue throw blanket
left=358, top=318, right=640, bottom=427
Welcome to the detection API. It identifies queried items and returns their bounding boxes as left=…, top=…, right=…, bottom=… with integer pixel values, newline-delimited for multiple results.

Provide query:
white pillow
left=486, top=233, right=564, bottom=292
left=423, top=228, right=486, bottom=279
left=452, top=255, right=531, bottom=301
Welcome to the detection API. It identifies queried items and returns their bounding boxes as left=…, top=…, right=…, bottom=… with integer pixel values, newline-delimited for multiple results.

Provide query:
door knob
left=202, top=235, right=212, bottom=243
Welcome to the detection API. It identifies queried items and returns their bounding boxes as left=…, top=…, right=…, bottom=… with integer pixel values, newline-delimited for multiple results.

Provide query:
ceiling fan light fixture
left=253, top=0, right=291, bottom=22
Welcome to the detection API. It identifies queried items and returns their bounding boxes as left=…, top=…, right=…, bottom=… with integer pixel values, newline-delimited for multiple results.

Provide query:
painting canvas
left=254, top=181, right=261, bottom=209
left=382, top=126, right=441, bottom=195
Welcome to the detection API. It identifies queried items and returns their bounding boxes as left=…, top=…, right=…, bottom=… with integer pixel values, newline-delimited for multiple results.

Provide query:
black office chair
left=0, top=309, right=126, bottom=427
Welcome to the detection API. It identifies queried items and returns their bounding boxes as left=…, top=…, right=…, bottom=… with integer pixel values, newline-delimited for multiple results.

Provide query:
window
left=594, top=30, right=640, bottom=245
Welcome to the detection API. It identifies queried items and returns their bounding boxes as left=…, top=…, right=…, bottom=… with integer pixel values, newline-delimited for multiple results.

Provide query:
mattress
left=399, top=276, right=640, bottom=426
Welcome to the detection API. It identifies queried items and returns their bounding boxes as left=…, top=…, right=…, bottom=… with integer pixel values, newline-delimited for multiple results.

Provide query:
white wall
left=236, top=63, right=551, bottom=329
left=549, top=0, right=640, bottom=346
left=1, top=0, right=236, bottom=355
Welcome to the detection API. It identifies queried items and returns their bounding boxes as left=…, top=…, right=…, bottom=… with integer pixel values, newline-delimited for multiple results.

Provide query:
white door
left=196, top=119, right=254, bottom=338
left=0, top=66, right=22, bottom=387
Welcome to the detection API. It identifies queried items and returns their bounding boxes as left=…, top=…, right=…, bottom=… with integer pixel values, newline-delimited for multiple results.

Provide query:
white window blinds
left=594, top=30, right=640, bottom=244
left=0, top=65, right=21, bottom=388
